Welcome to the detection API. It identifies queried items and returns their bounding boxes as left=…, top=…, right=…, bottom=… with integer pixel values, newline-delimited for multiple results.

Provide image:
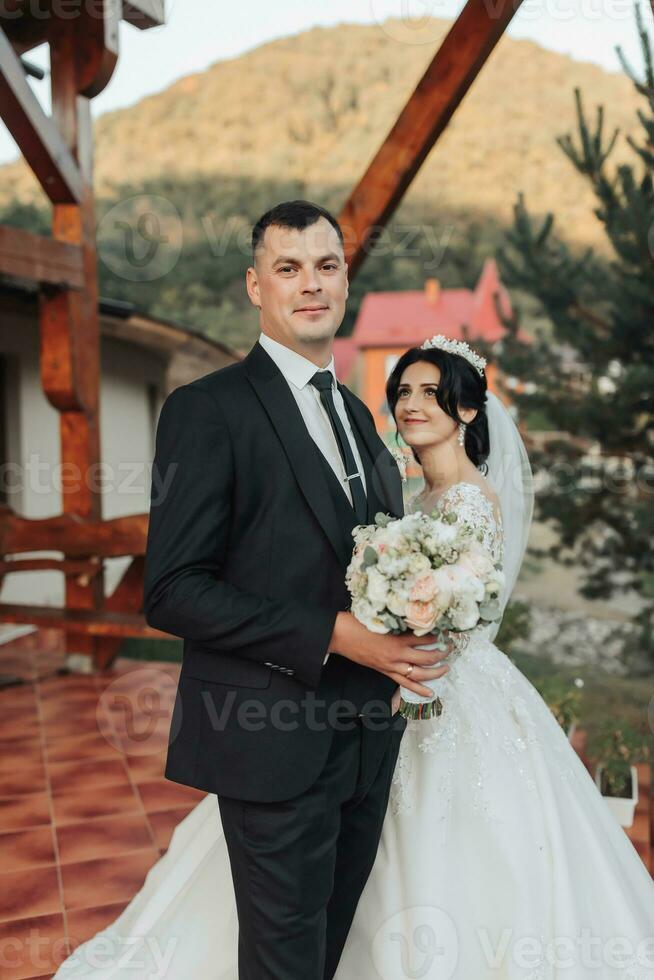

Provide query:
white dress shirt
left=258, top=333, right=367, bottom=501
left=258, top=332, right=367, bottom=666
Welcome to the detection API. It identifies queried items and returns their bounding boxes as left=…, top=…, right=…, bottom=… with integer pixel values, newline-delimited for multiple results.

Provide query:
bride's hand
left=391, top=687, right=402, bottom=715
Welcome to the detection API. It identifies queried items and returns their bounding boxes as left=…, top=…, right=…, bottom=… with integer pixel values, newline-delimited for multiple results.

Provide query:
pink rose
left=410, top=572, right=438, bottom=603
left=405, top=600, right=439, bottom=636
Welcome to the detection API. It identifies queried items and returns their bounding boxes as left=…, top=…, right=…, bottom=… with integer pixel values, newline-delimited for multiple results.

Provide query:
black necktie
left=309, top=371, right=368, bottom=525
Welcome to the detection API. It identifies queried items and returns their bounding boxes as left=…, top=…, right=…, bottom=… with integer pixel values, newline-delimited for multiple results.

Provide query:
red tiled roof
left=352, top=258, right=515, bottom=348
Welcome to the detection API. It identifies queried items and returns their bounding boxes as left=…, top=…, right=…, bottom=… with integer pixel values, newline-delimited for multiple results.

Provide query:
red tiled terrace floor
left=0, top=629, right=205, bottom=979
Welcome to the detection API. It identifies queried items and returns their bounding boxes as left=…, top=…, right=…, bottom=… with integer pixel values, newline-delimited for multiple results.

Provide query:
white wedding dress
left=54, top=483, right=654, bottom=980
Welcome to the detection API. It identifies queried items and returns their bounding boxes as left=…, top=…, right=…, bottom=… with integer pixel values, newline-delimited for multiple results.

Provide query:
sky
left=0, top=0, right=647, bottom=165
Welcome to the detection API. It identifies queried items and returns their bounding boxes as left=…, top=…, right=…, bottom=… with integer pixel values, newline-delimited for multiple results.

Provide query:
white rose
left=431, top=567, right=454, bottom=616
left=426, top=522, right=459, bottom=548
left=408, top=553, right=431, bottom=574
left=459, top=544, right=495, bottom=580
left=485, top=568, right=506, bottom=597
left=353, top=599, right=389, bottom=634
left=378, top=552, right=410, bottom=576
left=387, top=589, right=408, bottom=618
left=452, top=563, right=486, bottom=603
left=367, top=567, right=390, bottom=610
left=450, top=598, right=480, bottom=631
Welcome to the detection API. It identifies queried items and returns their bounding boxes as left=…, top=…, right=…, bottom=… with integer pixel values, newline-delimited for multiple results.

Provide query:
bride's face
left=395, top=360, right=475, bottom=452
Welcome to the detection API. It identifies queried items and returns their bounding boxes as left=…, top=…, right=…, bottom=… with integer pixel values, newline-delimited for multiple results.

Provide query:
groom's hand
left=328, top=612, right=451, bottom=699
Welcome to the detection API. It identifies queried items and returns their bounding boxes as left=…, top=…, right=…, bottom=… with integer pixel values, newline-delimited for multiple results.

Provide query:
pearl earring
left=458, top=422, right=467, bottom=446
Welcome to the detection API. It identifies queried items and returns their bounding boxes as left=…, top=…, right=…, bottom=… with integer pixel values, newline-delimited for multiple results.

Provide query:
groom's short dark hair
left=251, top=200, right=344, bottom=260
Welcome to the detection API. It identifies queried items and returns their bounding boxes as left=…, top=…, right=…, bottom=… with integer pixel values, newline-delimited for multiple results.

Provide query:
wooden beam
left=0, top=26, right=83, bottom=203
left=0, top=225, right=84, bottom=289
left=0, top=1, right=46, bottom=55
left=0, top=506, right=149, bottom=558
left=74, top=2, right=120, bottom=98
left=0, top=557, right=100, bottom=577
left=339, top=0, right=523, bottom=278
left=121, top=0, right=165, bottom=29
left=0, top=603, right=168, bottom=638
left=93, top=555, right=147, bottom=669
left=2, top=1, right=164, bottom=49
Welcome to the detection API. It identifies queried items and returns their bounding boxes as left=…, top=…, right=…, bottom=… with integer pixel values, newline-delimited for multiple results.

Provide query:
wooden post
left=40, top=17, right=105, bottom=665
left=0, top=2, right=164, bottom=670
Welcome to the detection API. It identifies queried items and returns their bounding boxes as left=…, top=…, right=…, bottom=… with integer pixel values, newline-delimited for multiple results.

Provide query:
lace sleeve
left=437, top=482, right=504, bottom=565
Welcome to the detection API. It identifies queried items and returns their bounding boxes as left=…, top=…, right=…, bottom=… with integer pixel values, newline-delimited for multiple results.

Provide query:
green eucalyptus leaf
left=363, top=546, right=379, bottom=567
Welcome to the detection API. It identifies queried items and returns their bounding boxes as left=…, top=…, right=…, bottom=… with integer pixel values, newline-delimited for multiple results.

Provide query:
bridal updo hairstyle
left=386, top=346, right=490, bottom=474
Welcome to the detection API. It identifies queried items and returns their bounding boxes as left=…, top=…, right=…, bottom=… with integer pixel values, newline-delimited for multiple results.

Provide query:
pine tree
left=493, top=3, right=654, bottom=672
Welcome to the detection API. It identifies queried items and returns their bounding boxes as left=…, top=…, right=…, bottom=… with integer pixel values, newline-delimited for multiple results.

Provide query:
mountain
left=0, top=18, right=642, bottom=347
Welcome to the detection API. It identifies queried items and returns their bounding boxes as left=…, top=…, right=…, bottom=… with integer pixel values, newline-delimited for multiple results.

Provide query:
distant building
left=0, top=276, right=240, bottom=606
left=335, top=258, right=528, bottom=437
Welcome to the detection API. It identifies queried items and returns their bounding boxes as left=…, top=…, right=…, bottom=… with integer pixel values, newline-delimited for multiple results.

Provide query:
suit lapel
left=338, top=384, right=405, bottom=520
left=244, top=342, right=351, bottom=567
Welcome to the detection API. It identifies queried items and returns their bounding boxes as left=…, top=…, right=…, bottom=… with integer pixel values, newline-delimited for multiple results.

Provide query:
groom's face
left=246, top=218, right=348, bottom=356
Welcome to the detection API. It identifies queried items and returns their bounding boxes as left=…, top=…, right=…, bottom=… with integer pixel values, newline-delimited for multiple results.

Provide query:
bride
left=54, top=338, right=654, bottom=979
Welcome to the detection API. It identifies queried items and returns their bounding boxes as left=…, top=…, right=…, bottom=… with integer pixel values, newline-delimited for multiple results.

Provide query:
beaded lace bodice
left=407, top=480, right=504, bottom=566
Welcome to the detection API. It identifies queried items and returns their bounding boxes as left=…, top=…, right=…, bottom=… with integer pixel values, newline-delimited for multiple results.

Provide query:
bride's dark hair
left=386, top=346, right=490, bottom=474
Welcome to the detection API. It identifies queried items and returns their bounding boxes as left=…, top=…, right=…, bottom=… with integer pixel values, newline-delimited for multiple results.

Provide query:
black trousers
left=217, top=717, right=404, bottom=980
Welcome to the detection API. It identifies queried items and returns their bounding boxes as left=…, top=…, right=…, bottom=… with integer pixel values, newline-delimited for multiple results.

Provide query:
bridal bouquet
left=345, top=506, right=505, bottom=720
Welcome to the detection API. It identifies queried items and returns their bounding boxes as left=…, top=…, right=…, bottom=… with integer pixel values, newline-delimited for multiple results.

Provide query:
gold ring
left=405, top=664, right=414, bottom=677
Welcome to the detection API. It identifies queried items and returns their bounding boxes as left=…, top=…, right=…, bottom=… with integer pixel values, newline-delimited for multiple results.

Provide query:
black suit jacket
left=143, top=340, right=405, bottom=802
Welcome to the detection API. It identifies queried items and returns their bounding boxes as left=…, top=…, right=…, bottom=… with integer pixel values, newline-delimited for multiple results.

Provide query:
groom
left=143, top=200, right=449, bottom=979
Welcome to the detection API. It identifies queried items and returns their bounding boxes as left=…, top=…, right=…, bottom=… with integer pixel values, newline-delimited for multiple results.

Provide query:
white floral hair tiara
left=419, top=334, right=487, bottom=377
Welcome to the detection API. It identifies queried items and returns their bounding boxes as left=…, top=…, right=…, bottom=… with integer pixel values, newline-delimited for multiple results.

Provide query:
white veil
left=482, top=390, right=535, bottom=642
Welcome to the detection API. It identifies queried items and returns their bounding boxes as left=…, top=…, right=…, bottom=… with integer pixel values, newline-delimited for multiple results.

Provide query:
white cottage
left=0, top=275, right=240, bottom=608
